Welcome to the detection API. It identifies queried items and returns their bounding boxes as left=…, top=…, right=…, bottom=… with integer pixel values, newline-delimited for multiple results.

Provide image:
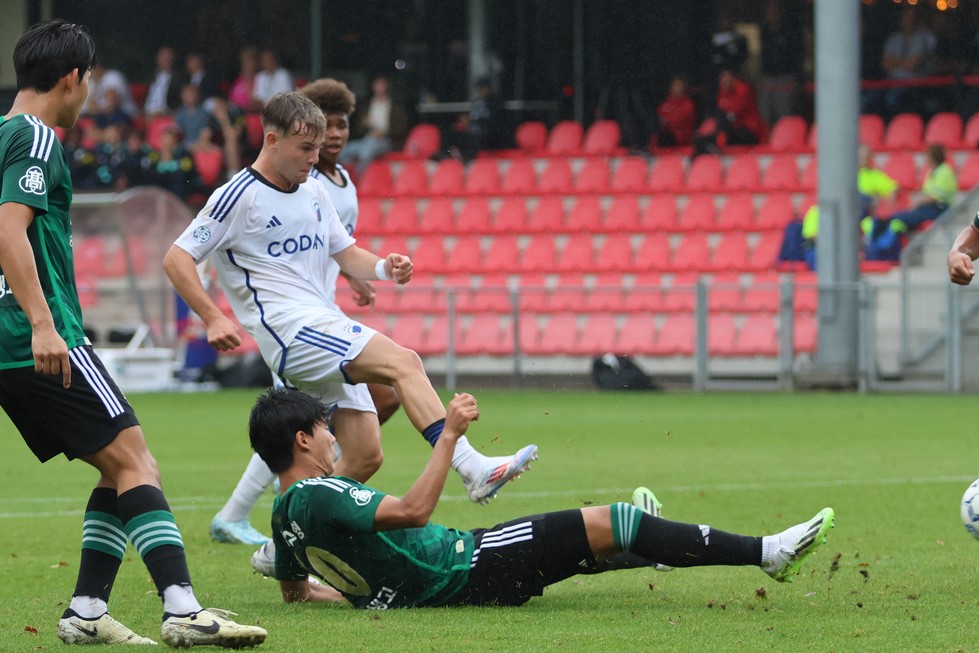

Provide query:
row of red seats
left=336, top=272, right=818, bottom=316
left=353, top=312, right=817, bottom=358
left=362, top=232, right=785, bottom=275
left=359, top=147, right=976, bottom=199
left=357, top=193, right=809, bottom=237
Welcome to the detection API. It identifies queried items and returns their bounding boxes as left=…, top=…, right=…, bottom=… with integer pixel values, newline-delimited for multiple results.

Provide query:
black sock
left=630, top=513, right=762, bottom=568
left=72, top=487, right=124, bottom=602
left=118, top=485, right=192, bottom=596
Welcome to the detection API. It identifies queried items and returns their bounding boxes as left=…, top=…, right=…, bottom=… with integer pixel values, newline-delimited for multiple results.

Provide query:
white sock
left=162, top=584, right=202, bottom=616
left=451, top=436, right=486, bottom=482
left=217, top=453, right=275, bottom=522
left=69, top=596, right=107, bottom=619
left=760, top=534, right=778, bottom=565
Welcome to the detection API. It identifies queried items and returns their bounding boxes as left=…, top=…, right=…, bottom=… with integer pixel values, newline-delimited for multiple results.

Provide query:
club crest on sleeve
left=193, top=225, right=212, bottom=243
left=344, top=323, right=363, bottom=337
left=349, top=487, right=374, bottom=506
left=18, top=166, right=45, bottom=195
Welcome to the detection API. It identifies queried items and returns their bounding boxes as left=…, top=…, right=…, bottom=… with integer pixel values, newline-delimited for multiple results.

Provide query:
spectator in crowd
left=693, top=69, right=767, bottom=156
left=139, top=125, right=204, bottom=200
left=91, top=124, right=143, bottom=191
left=63, top=126, right=99, bottom=190
left=654, top=76, right=696, bottom=148
left=143, top=45, right=181, bottom=118
left=82, top=63, right=138, bottom=119
left=861, top=9, right=936, bottom=119
left=229, top=47, right=259, bottom=112
left=340, top=75, right=408, bottom=175
left=184, top=51, right=220, bottom=111
left=867, top=143, right=956, bottom=260
left=208, top=97, right=245, bottom=180
left=174, top=84, right=217, bottom=152
left=710, top=14, right=748, bottom=77
left=439, top=75, right=507, bottom=162
left=757, top=0, right=803, bottom=126
left=252, top=48, right=294, bottom=107
left=91, top=87, right=133, bottom=133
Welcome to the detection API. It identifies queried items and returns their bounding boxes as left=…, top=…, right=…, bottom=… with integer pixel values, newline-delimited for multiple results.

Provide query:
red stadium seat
left=799, top=157, right=817, bottom=191
left=584, top=273, right=628, bottom=311
left=356, top=198, right=382, bottom=235
left=528, top=197, right=566, bottom=233
left=593, top=234, right=635, bottom=272
left=556, top=234, right=595, bottom=271
left=576, top=314, right=619, bottom=355
left=677, top=195, right=716, bottom=232
left=617, top=314, right=657, bottom=355
left=515, top=121, right=548, bottom=153
left=742, top=272, right=782, bottom=312
left=545, top=120, right=584, bottom=156
left=501, top=159, right=537, bottom=194
left=518, top=314, right=543, bottom=353
left=716, top=194, right=755, bottom=232
left=457, top=318, right=508, bottom=356
left=923, top=112, right=963, bottom=149
left=611, top=157, right=649, bottom=193
left=724, top=154, right=761, bottom=192
left=747, top=233, right=783, bottom=271
left=648, top=155, right=686, bottom=193
left=492, top=197, right=529, bottom=232
left=963, top=112, right=979, bottom=150
left=793, top=272, right=818, bottom=313
left=455, top=197, right=492, bottom=233
left=627, top=273, right=666, bottom=312
left=464, top=159, right=501, bottom=194
left=794, top=313, right=818, bottom=353
left=655, top=314, right=695, bottom=356
left=761, top=155, right=801, bottom=192
left=147, top=115, right=177, bottom=150
left=767, top=116, right=809, bottom=152
left=709, top=272, right=743, bottom=311
left=665, top=273, right=700, bottom=311
left=401, top=124, right=441, bottom=159
left=883, top=113, right=924, bottom=151
left=574, top=158, right=611, bottom=193
left=520, top=235, right=558, bottom=272
left=634, top=234, right=672, bottom=272
left=881, top=152, right=918, bottom=191
left=193, top=149, right=224, bottom=188
left=640, top=196, right=678, bottom=231
left=534, top=315, right=580, bottom=354
left=443, top=236, right=483, bottom=273
left=461, top=275, right=512, bottom=314
left=605, top=196, right=641, bottom=232
left=735, top=314, right=779, bottom=356
left=483, top=235, right=521, bottom=274
left=708, top=314, right=738, bottom=356
left=711, top=233, right=751, bottom=271
left=958, top=151, right=979, bottom=190
left=670, top=233, right=711, bottom=272
left=582, top=119, right=621, bottom=156
left=686, top=154, right=724, bottom=192
left=538, top=159, right=574, bottom=194
left=384, top=198, right=419, bottom=234
left=392, top=160, right=429, bottom=196
left=417, top=197, right=455, bottom=235
left=429, top=159, right=465, bottom=195
left=859, top=114, right=886, bottom=149
left=391, top=315, right=432, bottom=355
left=546, top=274, right=587, bottom=311
left=409, top=238, right=447, bottom=275
left=374, top=235, right=409, bottom=259
left=565, top=196, right=603, bottom=233
left=357, top=163, right=393, bottom=196
left=393, top=282, right=444, bottom=313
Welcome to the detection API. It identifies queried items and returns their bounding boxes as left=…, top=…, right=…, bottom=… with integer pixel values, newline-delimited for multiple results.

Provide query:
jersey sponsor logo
left=18, top=166, right=45, bottom=194
left=266, top=215, right=283, bottom=229
left=193, top=225, right=212, bottom=243
left=267, top=233, right=326, bottom=258
left=348, top=487, right=374, bottom=506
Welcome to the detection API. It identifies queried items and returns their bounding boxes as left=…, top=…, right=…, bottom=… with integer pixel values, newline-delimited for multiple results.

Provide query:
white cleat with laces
left=464, top=445, right=538, bottom=504
left=58, top=610, right=158, bottom=645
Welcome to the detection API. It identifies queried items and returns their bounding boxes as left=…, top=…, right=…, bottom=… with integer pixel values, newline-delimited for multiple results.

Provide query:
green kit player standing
left=249, top=388, right=835, bottom=609
left=0, top=19, right=265, bottom=647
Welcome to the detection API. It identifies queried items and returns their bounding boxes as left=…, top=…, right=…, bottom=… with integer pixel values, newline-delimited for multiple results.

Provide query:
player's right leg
left=368, top=382, right=401, bottom=425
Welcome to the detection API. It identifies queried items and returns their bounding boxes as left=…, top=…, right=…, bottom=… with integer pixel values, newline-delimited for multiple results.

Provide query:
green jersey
left=0, top=114, right=85, bottom=368
left=271, top=476, right=475, bottom=609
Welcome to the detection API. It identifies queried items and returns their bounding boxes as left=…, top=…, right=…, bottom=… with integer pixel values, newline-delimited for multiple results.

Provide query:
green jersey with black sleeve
left=0, top=114, right=85, bottom=368
left=270, top=475, right=475, bottom=609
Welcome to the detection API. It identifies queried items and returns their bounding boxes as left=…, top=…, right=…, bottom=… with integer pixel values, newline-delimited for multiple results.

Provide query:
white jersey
left=173, top=167, right=355, bottom=371
left=309, top=164, right=358, bottom=304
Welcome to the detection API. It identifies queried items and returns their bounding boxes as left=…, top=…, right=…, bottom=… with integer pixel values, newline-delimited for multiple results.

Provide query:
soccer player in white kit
left=164, top=92, right=537, bottom=543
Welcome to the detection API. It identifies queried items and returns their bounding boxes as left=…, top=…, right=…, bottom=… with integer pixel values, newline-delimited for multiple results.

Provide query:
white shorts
left=275, top=314, right=378, bottom=414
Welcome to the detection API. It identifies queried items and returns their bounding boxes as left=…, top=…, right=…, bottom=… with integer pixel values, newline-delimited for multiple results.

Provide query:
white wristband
left=374, top=258, right=390, bottom=281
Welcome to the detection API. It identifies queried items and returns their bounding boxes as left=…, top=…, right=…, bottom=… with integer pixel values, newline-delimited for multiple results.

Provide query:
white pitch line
left=0, top=475, right=971, bottom=519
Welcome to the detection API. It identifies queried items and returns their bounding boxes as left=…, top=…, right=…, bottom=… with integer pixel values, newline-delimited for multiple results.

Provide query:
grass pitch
left=1, top=389, right=976, bottom=652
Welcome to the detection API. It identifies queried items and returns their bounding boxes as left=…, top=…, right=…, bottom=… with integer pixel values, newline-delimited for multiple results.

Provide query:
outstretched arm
left=163, top=245, right=242, bottom=351
left=333, top=244, right=413, bottom=284
left=372, top=393, right=479, bottom=530
left=948, top=222, right=979, bottom=286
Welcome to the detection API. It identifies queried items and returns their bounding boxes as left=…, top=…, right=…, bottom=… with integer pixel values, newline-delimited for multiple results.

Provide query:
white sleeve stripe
left=24, top=116, right=54, bottom=161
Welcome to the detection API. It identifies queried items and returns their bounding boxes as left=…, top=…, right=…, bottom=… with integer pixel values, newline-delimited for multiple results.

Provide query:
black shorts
left=0, top=346, right=139, bottom=462
left=450, top=509, right=596, bottom=607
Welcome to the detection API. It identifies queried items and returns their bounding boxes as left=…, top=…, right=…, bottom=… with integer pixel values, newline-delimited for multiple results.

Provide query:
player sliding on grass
left=248, top=388, right=835, bottom=609
left=0, top=20, right=265, bottom=647
left=163, top=92, right=536, bottom=526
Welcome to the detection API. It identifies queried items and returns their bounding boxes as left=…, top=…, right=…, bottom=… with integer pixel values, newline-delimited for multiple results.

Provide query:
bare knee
left=387, top=346, right=426, bottom=383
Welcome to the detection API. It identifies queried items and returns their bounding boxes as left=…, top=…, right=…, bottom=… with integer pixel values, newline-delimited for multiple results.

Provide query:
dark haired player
left=248, top=388, right=834, bottom=610
left=0, top=20, right=265, bottom=647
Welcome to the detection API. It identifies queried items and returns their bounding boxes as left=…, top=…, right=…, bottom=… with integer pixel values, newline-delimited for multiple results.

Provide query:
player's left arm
left=279, top=579, right=347, bottom=604
left=333, top=244, right=412, bottom=285
left=948, top=218, right=979, bottom=285
left=340, top=270, right=376, bottom=306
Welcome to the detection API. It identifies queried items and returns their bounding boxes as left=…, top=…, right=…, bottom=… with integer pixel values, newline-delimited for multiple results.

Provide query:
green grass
left=1, top=389, right=978, bottom=652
